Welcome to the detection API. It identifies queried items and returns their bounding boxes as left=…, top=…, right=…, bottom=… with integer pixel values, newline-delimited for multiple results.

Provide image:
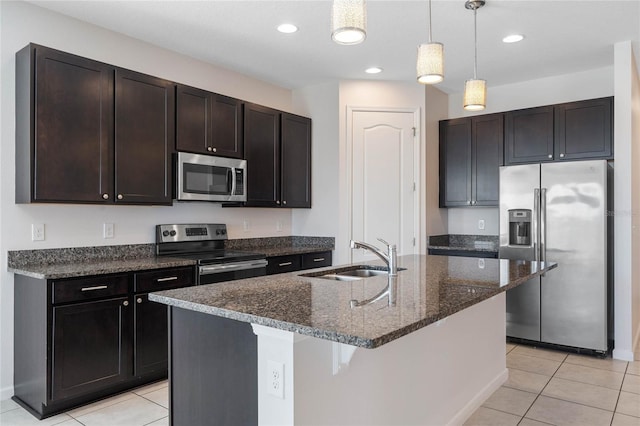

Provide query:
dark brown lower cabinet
left=266, top=251, right=332, bottom=275
left=13, top=266, right=194, bottom=419
left=52, top=297, right=132, bottom=401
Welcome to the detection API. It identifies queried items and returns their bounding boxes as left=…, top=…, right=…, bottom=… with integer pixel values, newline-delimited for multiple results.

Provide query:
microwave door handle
left=230, top=168, right=237, bottom=196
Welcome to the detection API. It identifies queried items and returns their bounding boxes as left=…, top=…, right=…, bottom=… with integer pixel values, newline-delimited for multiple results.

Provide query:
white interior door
left=351, top=109, right=418, bottom=263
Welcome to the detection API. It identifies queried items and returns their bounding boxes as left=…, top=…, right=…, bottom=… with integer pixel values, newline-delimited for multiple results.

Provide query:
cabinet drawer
left=134, top=267, right=194, bottom=293
left=301, top=251, right=332, bottom=270
left=266, top=255, right=302, bottom=275
left=52, top=274, right=129, bottom=305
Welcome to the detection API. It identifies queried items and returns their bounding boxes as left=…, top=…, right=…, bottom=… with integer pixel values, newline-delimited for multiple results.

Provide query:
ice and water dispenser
left=508, top=209, right=531, bottom=246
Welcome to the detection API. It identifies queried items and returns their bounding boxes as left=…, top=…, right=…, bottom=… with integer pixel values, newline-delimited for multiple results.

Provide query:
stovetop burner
left=156, top=224, right=266, bottom=265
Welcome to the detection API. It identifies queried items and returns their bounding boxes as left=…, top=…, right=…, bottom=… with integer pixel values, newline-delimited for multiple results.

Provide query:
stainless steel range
left=156, top=224, right=267, bottom=285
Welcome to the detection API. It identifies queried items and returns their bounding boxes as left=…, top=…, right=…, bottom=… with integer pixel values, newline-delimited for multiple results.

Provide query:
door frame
left=346, top=106, right=422, bottom=263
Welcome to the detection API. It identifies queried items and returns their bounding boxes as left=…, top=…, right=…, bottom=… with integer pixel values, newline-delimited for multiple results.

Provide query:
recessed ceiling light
left=277, top=24, right=298, bottom=34
left=365, top=67, right=383, bottom=74
left=502, top=34, right=524, bottom=43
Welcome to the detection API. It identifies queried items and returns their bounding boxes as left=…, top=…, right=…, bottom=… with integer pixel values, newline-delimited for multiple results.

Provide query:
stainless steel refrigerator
left=499, top=160, right=609, bottom=353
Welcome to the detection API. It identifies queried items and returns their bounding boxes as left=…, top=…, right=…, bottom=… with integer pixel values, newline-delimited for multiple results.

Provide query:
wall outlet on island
left=267, top=360, right=284, bottom=399
left=31, top=223, right=45, bottom=241
left=243, top=220, right=250, bottom=232
left=276, top=220, right=283, bottom=232
left=478, top=219, right=485, bottom=230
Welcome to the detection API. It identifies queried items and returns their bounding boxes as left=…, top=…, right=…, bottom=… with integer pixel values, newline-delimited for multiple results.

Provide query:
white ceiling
left=28, top=0, right=640, bottom=94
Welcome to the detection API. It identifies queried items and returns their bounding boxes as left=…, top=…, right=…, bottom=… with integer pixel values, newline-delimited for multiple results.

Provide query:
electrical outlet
left=267, top=360, right=284, bottom=399
left=31, top=223, right=45, bottom=241
left=478, top=258, right=485, bottom=269
left=243, top=220, right=250, bottom=232
left=103, top=223, right=114, bottom=239
left=478, top=219, right=485, bottom=230
left=276, top=221, right=283, bottom=232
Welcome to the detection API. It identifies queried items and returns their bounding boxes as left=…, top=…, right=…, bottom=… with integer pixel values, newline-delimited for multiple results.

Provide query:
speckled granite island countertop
left=150, top=255, right=556, bottom=349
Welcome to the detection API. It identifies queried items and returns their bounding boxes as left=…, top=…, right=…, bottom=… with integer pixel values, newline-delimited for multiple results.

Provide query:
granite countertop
left=428, top=234, right=499, bottom=253
left=8, top=256, right=196, bottom=280
left=150, top=255, right=556, bottom=349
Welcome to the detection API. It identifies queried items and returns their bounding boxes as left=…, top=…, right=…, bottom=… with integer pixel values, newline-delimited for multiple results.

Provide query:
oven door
left=198, top=259, right=268, bottom=285
left=177, top=152, right=247, bottom=202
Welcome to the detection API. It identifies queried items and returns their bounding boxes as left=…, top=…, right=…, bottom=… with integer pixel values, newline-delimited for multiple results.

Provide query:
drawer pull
left=123, top=301, right=129, bottom=307
left=313, top=258, right=326, bottom=262
left=156, top=276, right=178, bottom=282
left=81, top=285, right=108, bottom=292
left=279, top=262, right=293, bottom=267
left=137, top=298, right=143, bottom=304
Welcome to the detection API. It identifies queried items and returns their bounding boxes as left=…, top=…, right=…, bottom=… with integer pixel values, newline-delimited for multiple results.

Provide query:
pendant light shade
left=331, top=0, right=367, bottom=45
left=417, top=0, right=444, bottom=85
left=417, top=43, right=444, bottom=84
left=463, top=79, right=487, bottom=111
left=463, top=0, right=486, bottom=111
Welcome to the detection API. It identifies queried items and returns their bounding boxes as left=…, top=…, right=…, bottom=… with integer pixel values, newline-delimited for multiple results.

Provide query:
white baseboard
left=0, top=385, right=14, bottom=401
left=613, top=348, right=635, bottom=362
left=447, top=368, right=509, bottom=426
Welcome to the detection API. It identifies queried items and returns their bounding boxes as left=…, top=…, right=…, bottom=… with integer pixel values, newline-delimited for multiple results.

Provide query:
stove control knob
left=215, top=229, right=221, bottom=235
left=221, top=229, right=227, bottom=235
left=169, top=230, right=177, bottom=237
left=162, top=230, right=170, bottom=237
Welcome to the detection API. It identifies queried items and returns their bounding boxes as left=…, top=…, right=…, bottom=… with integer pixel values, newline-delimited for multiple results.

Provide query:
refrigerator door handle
left=541, top=187, right=547, bottom=264
left=533, top=188, right=540, bottom=262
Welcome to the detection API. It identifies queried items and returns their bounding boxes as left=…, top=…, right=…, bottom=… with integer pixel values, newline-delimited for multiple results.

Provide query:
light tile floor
left=464, top=343, right=640, bottom=426
left=1, top=343, right=639, bottom=426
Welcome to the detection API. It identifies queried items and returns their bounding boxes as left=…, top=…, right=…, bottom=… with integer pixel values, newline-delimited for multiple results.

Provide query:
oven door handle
left=200, top=260, right=268, bottom=275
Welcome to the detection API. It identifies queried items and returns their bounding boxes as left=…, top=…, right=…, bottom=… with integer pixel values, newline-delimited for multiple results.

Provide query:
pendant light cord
left=473, top=7, right=478, bottom=79
left=428, top=0, right=433, bottom=43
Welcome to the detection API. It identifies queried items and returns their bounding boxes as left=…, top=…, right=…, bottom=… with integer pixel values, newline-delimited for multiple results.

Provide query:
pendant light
left=416, top=0, right=444, bottom=84
left=331, top=0, right=367, bottom=45
left=463, top=0, right=487, bottom=111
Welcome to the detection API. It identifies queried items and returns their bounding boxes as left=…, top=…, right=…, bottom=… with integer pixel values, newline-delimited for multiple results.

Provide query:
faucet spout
left=350, top=238, right=397, bottom=276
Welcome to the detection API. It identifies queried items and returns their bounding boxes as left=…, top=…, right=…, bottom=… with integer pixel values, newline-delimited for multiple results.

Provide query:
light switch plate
left=103, top=223, right=114, bottom=239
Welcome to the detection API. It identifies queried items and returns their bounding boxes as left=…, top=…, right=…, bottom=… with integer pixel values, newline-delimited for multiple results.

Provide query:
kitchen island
left=150, top=254, right=556, bottom=425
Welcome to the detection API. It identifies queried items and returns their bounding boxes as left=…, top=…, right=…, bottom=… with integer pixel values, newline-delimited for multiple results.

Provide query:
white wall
left=0, top=1, right=301, bottom=399
left=445, top=66, right=615, bottom=236
left=425, top=86, right=448, bottom=237
left=613, top=41, right=640, bottom=361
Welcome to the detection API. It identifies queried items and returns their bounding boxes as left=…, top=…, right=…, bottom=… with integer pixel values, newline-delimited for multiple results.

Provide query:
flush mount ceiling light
left=416, top=0, right=444, bottom=84
left=331, top=0, right=367, bottom=45
left=502, top=34, right=524, bottom=43
left=277, top=23, right=299, bottom=34
left=365, top=67, right=383, bottom=74
left=463, top=0, right=487, bottom=111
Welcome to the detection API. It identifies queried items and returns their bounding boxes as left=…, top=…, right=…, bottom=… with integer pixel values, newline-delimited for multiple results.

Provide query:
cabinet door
left=115, top=69, right=174, bottom=205
left=472, top=114, right=503, bottom=206
left=281, top=113, right=311, bottom=208
left=176, top=85, right=211, bottom=154
left=505, top=106, right=554, bottom=164
left=51, top=296, right=131, bottom=401
left=32, top=46, right=114, bottom=203
left=266, top=255, right=302, bottom=275
left=134, top=294, right=168, bottom=378
left=439, top=118, right=472, bottom=207
left=554, top=97, right=613, bottom=160
left=211, top=94, right=244, bottom=158
left=244, top=103, right=280, bottom=207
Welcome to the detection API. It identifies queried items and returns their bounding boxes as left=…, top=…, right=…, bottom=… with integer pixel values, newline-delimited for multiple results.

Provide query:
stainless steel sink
left=301, top=265, right=404, bottom=281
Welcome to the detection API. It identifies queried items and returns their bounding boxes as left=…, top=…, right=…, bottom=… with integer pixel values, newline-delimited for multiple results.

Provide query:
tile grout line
left=517, top=350, right=566, bottom=424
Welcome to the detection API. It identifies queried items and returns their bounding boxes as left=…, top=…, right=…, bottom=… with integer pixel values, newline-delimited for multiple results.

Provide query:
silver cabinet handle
left=283, top=201, right=287, bottom=205
left=540, top=188, right=547, bottom=263
left=117, top=194, right=123, bottom=200
left=213, top=148, right=217, bottom=152
left=156, top=276, right=178, bottom=282
left=533, top=188, right=540, bottom=262
left=276, top=200, right=281, bottom=205
left=559, top=153, right=565, bottom=158
left=123, top=300, right=129, bottom=306
left=137, top=297, right=143, bottom=304
left=207, top=147, right=213, bottom=152
left=547, top=154, right=553, bottom=159
left=81, top=285, right=108, bottom=292
left=313, top=258, right=325, bottom=262
left=102, top=193, right=109, bottom=200
left=279, top=262, right=293, bottom=267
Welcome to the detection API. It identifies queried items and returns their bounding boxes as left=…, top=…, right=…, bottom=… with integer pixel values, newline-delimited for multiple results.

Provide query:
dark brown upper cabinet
left=243, top=104, right=311, bottom=208
left=16, top=44, right=174, bottom=205
left=439, top=114, right=503, bottom=207
left=115, top=70, right=174, bottom=205
left=554, top=97, right=613, bottom=161
left=176, top=85, right=243, bottom=158
left=505, top=106, right=554, bottom=165
left=505, top=97, right=612, bottom=165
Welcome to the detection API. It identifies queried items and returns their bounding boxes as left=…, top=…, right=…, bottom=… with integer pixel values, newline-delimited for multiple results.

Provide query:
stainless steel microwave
left=176, top=152, right=247, bottom=202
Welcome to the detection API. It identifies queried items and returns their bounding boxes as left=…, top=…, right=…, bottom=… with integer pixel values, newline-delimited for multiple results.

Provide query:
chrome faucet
left=350, top=238, right=397, bottom=276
